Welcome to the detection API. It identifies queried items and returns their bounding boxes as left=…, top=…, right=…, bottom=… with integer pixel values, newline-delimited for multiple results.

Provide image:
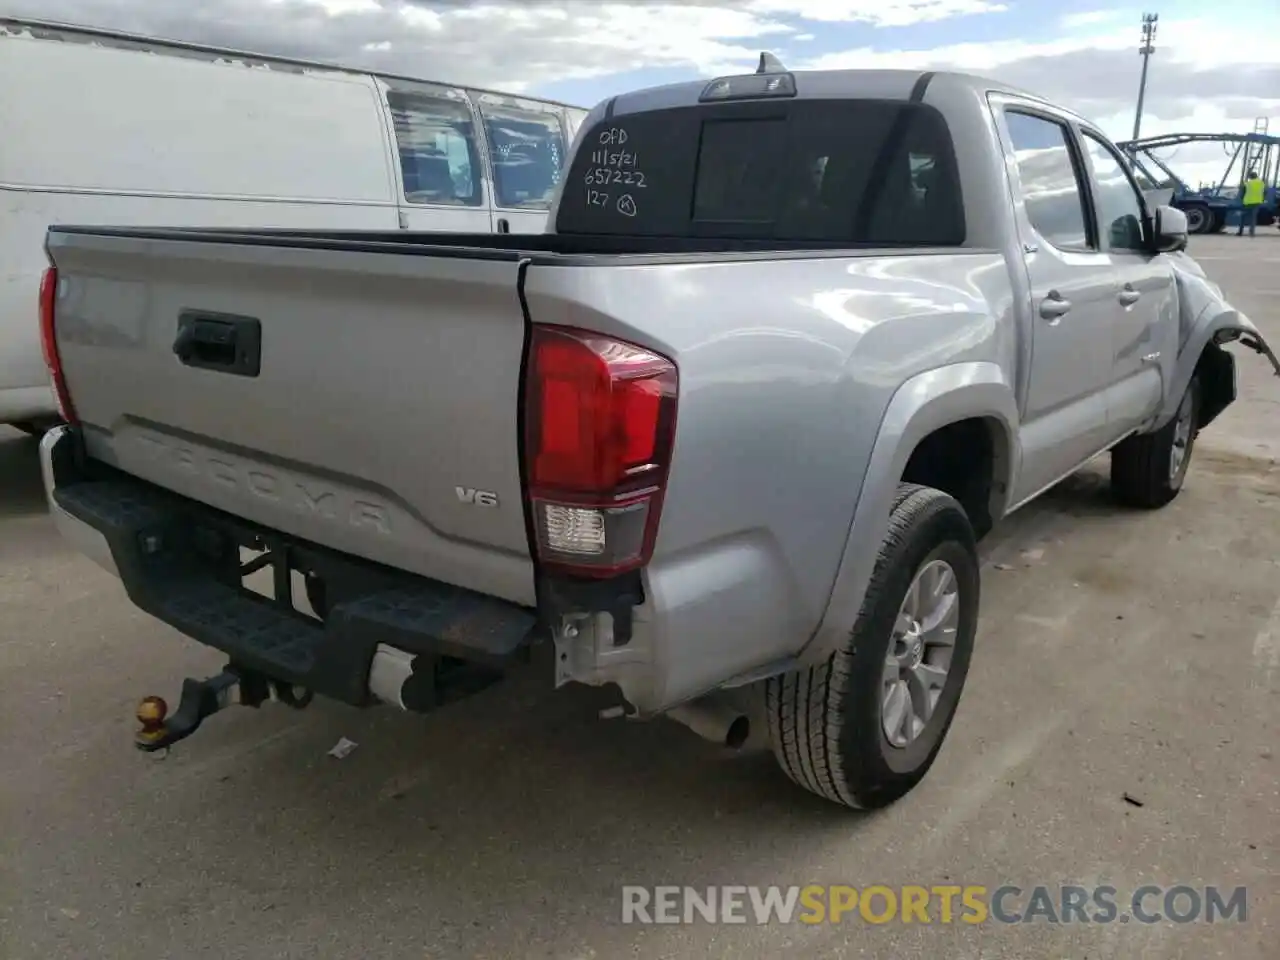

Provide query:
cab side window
left=386, top=88, right=482, bottom=207
left=1003, top=110, right=1091, bottom=251
left=1082, top=132, right=1147, bottom=253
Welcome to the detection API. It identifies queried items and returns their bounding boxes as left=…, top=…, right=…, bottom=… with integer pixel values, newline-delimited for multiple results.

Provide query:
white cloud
left=2, top=0, right=797, bottom=92
left=302, top=0, right=382, bottom=15
left=747, top=0, right=1009, bottom=27
left=2, top=0, right=1274, bottom=137
left=1058, top=9, right=1126, bottom=30
left=795, top=14, right=1280, bottom=139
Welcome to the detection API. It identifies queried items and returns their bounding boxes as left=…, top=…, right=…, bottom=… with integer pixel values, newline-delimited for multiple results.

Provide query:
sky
left=4, top=0, right=1278, bottom=188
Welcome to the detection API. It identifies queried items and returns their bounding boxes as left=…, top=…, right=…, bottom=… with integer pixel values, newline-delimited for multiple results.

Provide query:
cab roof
left=600, top=65, right=1086, bottom=128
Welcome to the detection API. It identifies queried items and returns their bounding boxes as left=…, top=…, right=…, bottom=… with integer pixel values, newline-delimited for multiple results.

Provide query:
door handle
left=1118, top=284, right=1141, bottom=306
left=1039, top=292, right=1072, bottom=321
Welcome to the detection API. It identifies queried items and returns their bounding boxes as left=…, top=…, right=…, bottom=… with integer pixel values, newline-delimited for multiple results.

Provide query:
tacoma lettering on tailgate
left=134, top=433, right=392, bottom=535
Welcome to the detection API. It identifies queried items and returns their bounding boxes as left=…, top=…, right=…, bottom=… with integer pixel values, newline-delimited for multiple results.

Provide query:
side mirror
left=1152, top=205, right=1188, bottom=253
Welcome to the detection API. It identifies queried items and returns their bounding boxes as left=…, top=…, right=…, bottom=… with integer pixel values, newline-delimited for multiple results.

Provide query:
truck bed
left=51, top=224, right=882, bottom=609
left=45, top=217, right=1011, bottom=711
left=43, top=224, right=973, bottom=601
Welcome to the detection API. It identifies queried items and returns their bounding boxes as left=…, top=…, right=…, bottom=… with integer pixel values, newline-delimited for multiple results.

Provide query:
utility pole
left=1132, top=12, right=1158, bottom=141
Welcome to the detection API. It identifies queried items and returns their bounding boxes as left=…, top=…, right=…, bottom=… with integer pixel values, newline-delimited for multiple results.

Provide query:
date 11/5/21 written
left=583, top=126, right=648, bottom=211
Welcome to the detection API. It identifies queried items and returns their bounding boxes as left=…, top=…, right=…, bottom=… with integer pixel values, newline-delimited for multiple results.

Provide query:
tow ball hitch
left=134, top=666, right=313, bottom=752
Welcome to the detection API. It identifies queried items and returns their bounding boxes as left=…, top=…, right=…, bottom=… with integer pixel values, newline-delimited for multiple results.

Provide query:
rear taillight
left=39, top=266, right=77, bottom=424
left=524, top=325, right=677, bottom=578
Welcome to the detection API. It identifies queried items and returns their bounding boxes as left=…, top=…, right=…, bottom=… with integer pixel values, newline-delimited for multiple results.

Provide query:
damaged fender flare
left=1151, top=306, right=1280, bottom=433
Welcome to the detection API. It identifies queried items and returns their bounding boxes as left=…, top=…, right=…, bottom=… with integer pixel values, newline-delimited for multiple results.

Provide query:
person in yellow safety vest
left=1237, top=169, right=1266, bottom=236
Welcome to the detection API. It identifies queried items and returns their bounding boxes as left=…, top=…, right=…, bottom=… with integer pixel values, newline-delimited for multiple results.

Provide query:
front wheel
left=765, top=484, right=980, bottom=810
left=1110, top=375, right=1200, bottom=508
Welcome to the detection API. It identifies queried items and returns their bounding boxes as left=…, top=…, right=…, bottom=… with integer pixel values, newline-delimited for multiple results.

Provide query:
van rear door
left=380, top=79, right=494, bottom=234
left=473, top=94, right=569, bottom=234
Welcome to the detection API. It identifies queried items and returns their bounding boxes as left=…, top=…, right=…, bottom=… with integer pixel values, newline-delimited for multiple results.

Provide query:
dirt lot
left=1, top=233, right=1277, bottom=959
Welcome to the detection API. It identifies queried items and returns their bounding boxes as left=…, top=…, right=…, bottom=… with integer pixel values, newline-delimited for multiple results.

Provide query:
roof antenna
left=756, top=51, right=786, bottom=74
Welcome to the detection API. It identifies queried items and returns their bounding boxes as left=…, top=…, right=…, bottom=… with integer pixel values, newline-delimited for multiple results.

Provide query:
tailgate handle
left=174, top=311, right=262, bottom=378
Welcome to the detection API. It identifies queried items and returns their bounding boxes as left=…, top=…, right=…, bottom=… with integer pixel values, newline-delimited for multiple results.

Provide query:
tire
left=765, top=483, right=980, bottom=810
left=1110, top=375, right=1200, bottom=509
left=1182, top=204, right=1212, bottom=234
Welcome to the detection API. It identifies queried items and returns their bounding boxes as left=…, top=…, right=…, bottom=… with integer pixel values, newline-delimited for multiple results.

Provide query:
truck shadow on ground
left=1022, top=461, right=1127, bottom=520
left=0, top=429, right=45, bottom=520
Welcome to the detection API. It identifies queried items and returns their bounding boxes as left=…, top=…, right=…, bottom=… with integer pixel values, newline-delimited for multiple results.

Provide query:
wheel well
left=901, top=418, right=1007, bottom=540
left=1194, top=341, right=1236, bottom=429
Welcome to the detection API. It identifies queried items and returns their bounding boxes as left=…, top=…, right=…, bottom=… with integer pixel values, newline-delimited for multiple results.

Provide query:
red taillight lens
left=39, top=266, right=77, bottom=424
left=525, top=325, right=677, bottom=577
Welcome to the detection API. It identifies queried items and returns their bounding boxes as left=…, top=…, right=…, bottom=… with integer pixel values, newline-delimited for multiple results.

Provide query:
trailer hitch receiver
left=134, top=666, right=312, bottom=752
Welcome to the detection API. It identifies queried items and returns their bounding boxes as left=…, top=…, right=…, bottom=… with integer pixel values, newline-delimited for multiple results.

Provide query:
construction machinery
left=1118, top=119, right=1280, bottom=234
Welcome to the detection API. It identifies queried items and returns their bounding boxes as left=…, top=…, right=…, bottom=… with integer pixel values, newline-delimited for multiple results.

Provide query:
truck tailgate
left=46, top=230, right=536, bottom=606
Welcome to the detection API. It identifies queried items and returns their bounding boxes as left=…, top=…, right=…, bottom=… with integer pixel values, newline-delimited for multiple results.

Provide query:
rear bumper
left=40, top=427, right=120, bottom=576
left=40, top=425, right=539, bottom=707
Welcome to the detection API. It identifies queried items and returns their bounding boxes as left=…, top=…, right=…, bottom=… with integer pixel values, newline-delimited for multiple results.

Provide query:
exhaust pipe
left=666, top=694, right=751, bottom=749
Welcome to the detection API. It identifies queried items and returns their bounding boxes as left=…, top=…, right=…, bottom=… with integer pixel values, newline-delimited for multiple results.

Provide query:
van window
left=477, top=100, right=568, bottom=210
left=386, top=89, right=482, bottom=207
left=556, top=99, right=965, bottom=245
left=566, top=108, right=589, bottom=143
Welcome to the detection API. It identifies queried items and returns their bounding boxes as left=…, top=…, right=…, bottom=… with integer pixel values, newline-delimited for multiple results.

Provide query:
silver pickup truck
left=37, top=62, right=1278, bottom=810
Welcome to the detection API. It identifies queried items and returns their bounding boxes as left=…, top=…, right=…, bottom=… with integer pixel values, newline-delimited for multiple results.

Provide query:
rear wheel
left=765, top=484, right=979, bottom=810
left=1182, top=204, right=1212, bottom=234
left=1110, top=375, right=1200, bottom=508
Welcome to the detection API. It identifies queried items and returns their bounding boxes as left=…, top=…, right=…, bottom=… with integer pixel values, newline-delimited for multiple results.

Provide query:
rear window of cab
left=555, top=97, right=965, bottom=246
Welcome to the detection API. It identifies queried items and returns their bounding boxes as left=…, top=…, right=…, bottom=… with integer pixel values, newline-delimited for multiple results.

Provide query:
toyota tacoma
left=37, top=59, right=1278, bottom=810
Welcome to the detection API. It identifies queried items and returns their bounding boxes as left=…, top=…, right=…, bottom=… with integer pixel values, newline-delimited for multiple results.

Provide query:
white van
left=0, top=17, right=588, bottom=430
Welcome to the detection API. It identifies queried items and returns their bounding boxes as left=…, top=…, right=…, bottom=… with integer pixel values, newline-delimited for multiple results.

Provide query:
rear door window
left=556, top=98, right=965, bottom=245
left=385, top=85, right=482, bottom=207
left=476, top=99, right=569, bottom=210
left=1002, top=111, right=1092, bottom=251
